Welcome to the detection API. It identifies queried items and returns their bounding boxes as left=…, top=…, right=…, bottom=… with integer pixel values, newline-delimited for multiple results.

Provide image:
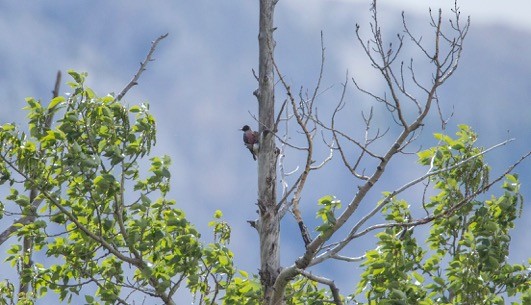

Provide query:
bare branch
left=298, top=269, right=343, bottom=305
left=310, top=31, right=326, bottom=105
left=271, top=2, right=480, bottom=303
left=117, top=33, right=169, bottom=101
left=273, top=99, right=287, bottom=132
left=322, top=118, right=383, bottom=161
left=311, top=138, right=517, bottom=265
left=351, top=150, right=530, bottom=240
left=278, top=105, right=301, bottom=205
left=272, top=57, right=314, bottom=228
left=331, top=253, right=365, bottom=263
left=311, top=138, right=334, bottom=170
left=52, top=70, right=62, bottom=97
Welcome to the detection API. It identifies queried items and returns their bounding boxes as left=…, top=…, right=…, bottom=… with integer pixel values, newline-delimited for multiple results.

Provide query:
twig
left=331, top=253, right=365, bottom=262
left=52, top=70, right=62, bottom=97
left=116, top=33, right=169, bottom=101
left=311, top=138, right=519, bottom=265
left=298, top=269, right=343, bottom=305
left=351, top=151, right=530, bottom=240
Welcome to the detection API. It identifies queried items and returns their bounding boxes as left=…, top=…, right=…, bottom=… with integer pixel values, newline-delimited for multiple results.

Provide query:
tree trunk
left=256, top=0, right=280, bottom=304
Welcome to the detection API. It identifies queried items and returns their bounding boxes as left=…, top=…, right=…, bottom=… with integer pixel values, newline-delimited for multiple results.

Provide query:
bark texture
left=256, top=0, right=280, bottom=304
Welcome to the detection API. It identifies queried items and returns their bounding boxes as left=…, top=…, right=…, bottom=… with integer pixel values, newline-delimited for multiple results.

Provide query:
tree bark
left=256, top=0, right=280, bottom=304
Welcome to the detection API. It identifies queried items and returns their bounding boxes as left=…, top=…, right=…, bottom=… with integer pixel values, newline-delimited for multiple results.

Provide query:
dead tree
left=254, top=0, right=281, bottom=304
left=251, top=1, right=528, bottom=305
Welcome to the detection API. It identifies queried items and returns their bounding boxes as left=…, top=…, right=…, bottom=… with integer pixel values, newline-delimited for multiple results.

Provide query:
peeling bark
left=256, top=0, right=280, bottom=304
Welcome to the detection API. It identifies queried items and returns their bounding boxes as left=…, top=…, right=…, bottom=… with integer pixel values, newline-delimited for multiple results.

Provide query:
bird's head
left=240, top=125, right=251, bottom=131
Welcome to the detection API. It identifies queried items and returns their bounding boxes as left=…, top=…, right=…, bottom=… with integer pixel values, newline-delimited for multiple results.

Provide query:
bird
left=241, top=125, right=259, bottom=160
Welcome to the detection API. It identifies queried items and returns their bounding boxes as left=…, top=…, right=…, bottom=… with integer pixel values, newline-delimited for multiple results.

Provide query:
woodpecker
left=241, top=125, right=259, bottom=160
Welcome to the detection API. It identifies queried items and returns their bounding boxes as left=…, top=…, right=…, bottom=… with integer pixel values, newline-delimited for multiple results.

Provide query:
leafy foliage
left=0, top=71, right=235, bottom=304
left=223, top=273, right=334, bottom=305
left=355, top=126, right=530, bottom=304
left=316, top=195, right=341, bottom=235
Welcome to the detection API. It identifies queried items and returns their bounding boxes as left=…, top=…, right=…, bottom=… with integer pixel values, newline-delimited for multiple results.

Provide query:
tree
left=248, top=0, right=531, bottom=304
left=0, top=36, right=235, bottom=305
left=0, top=1, right=530, bottom=305
left=255, top=0, right=281, bottom=304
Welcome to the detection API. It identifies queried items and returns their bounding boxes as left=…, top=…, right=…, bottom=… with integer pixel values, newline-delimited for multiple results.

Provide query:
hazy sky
left=391, top=0, right=531, bottom=29
left=283, top=0, right=531, bottom=30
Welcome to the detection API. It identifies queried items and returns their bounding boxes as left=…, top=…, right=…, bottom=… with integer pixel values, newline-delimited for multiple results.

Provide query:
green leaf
left=433, top=276, right=445, bottom=286
left=412, top=271, right=424, bottom=284
left=85, top=87, right=96, bottom=99
left=451, top=143, right=465, bottom=150
left=68, top=70, right=85, bottom=84
left=84, top=295, right=94, bottom=303
left=219, top=255, right=229, bottom=266
left=318, top=195, right=334, bottom=206
left=93, top=174, right=116, bottom=191
left=48, top=96, right=65, bottom=110
left=1, top=123, right=15, bottom=131
left=129, top=105, right=141, bottom=113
